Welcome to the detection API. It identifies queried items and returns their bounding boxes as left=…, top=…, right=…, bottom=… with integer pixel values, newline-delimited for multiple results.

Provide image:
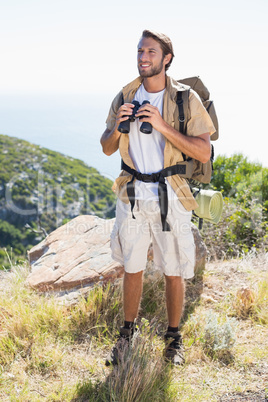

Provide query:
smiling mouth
left=139, top=63, right=151, bottom=68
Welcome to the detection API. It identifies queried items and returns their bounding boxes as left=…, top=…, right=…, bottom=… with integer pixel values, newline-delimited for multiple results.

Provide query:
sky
left=1, top=0, right=268, bottom=169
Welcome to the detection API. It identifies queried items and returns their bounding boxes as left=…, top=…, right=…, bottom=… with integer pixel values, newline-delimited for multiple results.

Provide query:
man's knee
left=124, top=270, right=143, bottom=283
left=164, top=275, right=184, bottom=284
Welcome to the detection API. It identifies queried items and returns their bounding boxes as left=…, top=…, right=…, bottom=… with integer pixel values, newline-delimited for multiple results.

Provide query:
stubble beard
left=138, top=58, right=165, bottom=78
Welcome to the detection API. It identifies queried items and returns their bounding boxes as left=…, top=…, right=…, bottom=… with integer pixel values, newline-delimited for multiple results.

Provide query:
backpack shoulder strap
left=175, top=87, right=190, bottom=135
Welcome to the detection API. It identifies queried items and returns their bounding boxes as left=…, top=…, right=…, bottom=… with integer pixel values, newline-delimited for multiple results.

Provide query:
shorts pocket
left=178, top=234, right=195, bottom=279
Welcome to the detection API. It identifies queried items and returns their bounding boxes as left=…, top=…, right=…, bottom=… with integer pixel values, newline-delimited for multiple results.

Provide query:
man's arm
left=160, top=128, right=211, bottom=164
left=135, top=103, right=211, bottom=163
left=100, top=127, right=121, bottom=156
left=100, top=103, right=134, bottom=156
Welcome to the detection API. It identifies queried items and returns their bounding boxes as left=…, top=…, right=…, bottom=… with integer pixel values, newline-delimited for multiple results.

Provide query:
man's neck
left=143, top=74, right=166, bottom=93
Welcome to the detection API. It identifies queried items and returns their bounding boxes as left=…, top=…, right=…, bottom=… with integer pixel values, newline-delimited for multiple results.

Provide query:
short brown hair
left=141, top=29, right=174, bottom=71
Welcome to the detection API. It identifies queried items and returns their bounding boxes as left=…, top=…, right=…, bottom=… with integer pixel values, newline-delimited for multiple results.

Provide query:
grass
left=75, top=321, right=178, bottom=402
left=0, top=252, right=267, bottom=401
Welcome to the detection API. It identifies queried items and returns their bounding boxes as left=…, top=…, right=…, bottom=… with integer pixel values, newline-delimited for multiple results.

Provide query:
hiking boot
left=163, top=331, right=185, bottom=365
left=105, top=326, right=133, bottom=366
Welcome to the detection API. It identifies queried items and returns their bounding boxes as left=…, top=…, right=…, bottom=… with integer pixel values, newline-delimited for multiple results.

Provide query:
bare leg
left=123, top=271, right=144, bottom=322
left=164, top=275, right=185, bottom=327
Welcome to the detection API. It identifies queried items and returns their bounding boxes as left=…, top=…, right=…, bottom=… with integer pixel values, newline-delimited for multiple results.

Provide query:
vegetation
left=0, top=253, right=267, bottom=401
left=0, top=138, right=267, bottom=400
left=198, top=153, right=268, bottom=259
left=0, top=134, right=116, bottom=267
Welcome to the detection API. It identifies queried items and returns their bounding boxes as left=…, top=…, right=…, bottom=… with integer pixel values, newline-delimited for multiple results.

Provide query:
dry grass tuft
left=233, top=287, right=256, bottom=318
left=232, top=274, right=268, bottom=324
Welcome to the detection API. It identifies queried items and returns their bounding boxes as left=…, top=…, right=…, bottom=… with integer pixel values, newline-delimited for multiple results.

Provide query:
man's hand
left=135, top=103, right=167, bottom=133
left=116, top=103, right=135, bottom=129
left=100, top=103, right=135, bottom=156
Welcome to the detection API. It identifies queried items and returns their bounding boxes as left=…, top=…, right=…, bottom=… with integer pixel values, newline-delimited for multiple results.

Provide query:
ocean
left=0, top=92, right=121, bottom=182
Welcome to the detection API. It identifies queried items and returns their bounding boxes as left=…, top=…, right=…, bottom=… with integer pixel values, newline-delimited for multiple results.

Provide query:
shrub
left=200, top=197, right=268, bottom=259
left=202, top=154, right=268, bottom=259
left=202, top=310, right=237, bottom=360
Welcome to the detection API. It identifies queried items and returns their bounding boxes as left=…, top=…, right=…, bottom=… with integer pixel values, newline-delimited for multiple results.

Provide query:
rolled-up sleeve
left=186, top=90, right=216, bottom=137
left=105, top=91, right=123, bottom=131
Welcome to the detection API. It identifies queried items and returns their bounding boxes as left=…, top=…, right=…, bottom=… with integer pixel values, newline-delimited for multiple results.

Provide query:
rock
left=191, top=223, right=207, bottom=275
left=27, top=216, right=207, bottom=296
left=27, top=215, right=124, bottom=292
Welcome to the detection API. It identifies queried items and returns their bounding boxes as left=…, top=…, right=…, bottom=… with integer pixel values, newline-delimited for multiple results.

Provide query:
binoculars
left=118, top=100, right=152, bottom=134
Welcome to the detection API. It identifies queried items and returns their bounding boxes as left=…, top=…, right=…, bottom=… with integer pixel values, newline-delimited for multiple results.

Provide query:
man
left=100, top=30, right=215, bottom=365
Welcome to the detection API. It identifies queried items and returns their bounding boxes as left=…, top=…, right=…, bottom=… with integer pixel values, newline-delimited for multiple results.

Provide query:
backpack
left=175, top=76, right=219, bottom=185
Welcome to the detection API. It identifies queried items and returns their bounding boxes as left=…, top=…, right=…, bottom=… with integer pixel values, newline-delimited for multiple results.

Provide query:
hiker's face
left=137, top=37, right=167, bottom=78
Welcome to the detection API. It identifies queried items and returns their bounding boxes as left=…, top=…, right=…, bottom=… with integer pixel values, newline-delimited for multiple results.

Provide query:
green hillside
left=0, top=134, right=116, bottom=266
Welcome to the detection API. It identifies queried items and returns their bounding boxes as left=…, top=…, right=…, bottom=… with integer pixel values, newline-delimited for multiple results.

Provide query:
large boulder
left=27, top=215, right=124, bottom=292
left=27, top=215, right=207, bottom=296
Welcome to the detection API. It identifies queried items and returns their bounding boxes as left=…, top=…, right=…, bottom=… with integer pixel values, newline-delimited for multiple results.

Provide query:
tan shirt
left=106, top=75, right=216, bottom=211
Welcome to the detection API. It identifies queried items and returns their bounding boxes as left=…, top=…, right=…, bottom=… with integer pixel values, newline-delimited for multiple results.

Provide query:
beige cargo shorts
left=110, top=198, right=195, bottom=279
